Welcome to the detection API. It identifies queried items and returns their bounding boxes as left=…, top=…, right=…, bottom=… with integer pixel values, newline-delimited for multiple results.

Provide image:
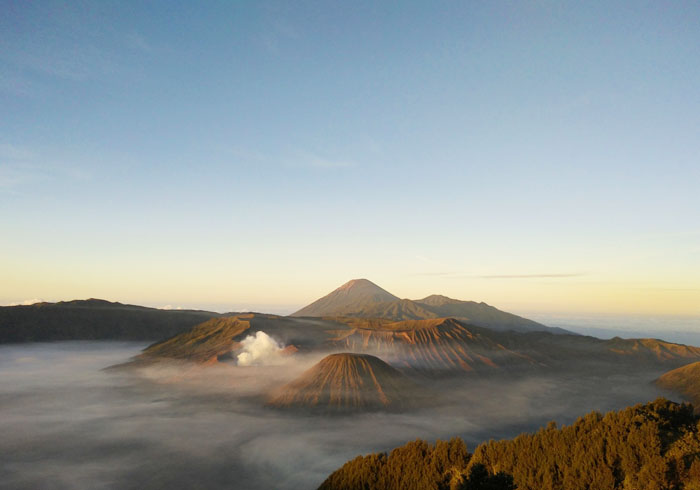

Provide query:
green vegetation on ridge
left=320, top=399, right=700, bottom=490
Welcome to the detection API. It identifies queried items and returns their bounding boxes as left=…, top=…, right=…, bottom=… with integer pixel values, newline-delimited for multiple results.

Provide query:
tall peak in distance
left=337, top=278, right=388, bottom=292
left=291, top=279, right=399, bottom=317
left=291, top=278, right=564, bottom=334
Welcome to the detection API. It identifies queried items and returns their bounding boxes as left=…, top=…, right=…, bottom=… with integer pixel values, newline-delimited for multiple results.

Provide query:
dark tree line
left=319, top=398, right=700, bottom=490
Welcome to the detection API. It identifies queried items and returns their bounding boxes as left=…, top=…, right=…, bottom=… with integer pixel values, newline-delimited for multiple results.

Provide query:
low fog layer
left=0, top=342, right=678, bottom=490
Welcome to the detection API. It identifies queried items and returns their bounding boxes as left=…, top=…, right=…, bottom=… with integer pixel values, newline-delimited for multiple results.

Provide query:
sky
left=1, top=1, right=699, bottom=317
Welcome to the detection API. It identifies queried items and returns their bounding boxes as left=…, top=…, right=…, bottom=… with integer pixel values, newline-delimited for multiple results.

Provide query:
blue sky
left=1, top=1, right=699, bottom=315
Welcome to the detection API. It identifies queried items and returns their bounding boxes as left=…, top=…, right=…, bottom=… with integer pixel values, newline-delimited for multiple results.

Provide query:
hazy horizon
left=4, top=286, right=700, bottom=346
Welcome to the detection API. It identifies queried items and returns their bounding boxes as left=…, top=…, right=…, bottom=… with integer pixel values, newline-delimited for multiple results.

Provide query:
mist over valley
left=2, top=280, right=697, bottom=489
left=0, top=340, right=677, bottom=490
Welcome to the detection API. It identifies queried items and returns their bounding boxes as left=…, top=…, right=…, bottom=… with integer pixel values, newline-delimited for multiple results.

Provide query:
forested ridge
left=319, top=398, right=700, bottom=490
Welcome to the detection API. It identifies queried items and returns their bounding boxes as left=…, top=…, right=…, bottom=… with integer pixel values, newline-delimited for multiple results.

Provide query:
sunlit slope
left=268, top=353, right=424, bottom=412
left=657, top=361, right=700, bottom=409
left=291, top=278, right=561, bottom=334
left=605, top=337, right=700, bottom=363
left=139, top=316, right=252, bottom=363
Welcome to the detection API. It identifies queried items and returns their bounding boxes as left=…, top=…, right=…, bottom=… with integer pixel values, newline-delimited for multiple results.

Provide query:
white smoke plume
left=236, top=331, right=285, bottom=366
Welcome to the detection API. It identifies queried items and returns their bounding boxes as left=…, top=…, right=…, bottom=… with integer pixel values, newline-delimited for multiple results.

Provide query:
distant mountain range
left=22, top=279, right=692, bottom=415
left=292, top=278, right=568, bottom=334
left=0, top=278, right=567, bottom=343
left=7, top=278, right=700, bottom=416
left=0, top=299, right=220, bottom=343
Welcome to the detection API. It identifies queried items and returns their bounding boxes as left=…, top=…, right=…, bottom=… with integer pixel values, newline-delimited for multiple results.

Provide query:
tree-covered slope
left=319, top=398, right=700, bottom=490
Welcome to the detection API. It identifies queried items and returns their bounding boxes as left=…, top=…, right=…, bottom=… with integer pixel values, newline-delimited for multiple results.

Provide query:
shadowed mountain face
left=0, top=299, right=220, bottom=343
left=292, top=279, right=564, bottom=334
left=657, top=361, right=700, bottom=410
left=267, top=353, right=423, bottom=412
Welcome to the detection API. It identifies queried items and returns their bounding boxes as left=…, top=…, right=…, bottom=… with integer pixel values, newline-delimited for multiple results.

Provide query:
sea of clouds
left=0, top=340, right=677, bottom=490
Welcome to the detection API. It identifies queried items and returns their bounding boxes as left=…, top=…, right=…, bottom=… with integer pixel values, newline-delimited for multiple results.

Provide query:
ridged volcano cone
left=268, top=353, right=422, bottom=412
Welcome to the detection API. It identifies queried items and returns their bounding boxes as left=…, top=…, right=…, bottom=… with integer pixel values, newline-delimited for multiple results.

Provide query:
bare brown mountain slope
left=137, top=316, right=252, bottom=364
left=605, top=337, right=700, bottom=363
left=131, top=314, right=350, bottom=365
left=325, top=317, right=537, bottom=373
left=656, top=361, right=700, bottom=410
left=126, top=314, right=700, bottom=377
left=267, top=353, right=424, bottom=412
